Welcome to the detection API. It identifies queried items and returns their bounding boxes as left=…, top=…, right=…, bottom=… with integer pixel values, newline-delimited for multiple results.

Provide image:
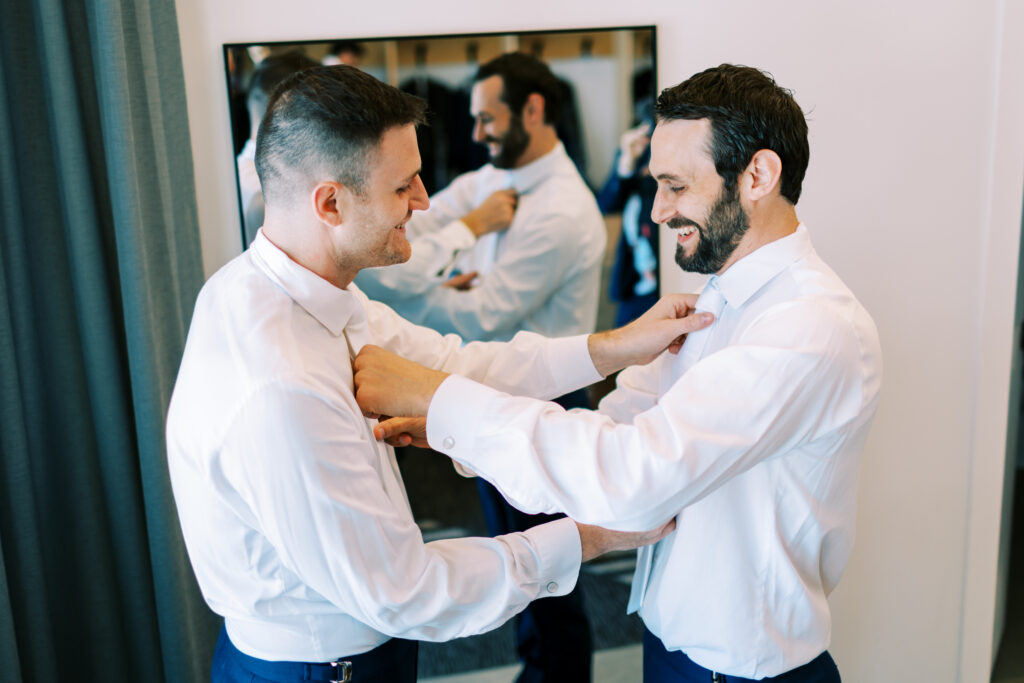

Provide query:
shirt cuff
left=519, top=517, right=581, bottom=597
left=541, top=333, right=603, bottom=391
left=427, top=375, right=556, bottom=514
left=427, top=374, right=497, bottom=463
left=445, top=220, right=477, bottom=247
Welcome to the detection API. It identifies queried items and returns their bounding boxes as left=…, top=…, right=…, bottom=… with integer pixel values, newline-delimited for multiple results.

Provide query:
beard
left=486, top=114, right=531, bottom=169
left=672, top=183, right=750, bottom=274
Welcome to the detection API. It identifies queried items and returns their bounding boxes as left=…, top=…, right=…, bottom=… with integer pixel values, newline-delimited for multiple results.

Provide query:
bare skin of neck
left=261, top=204, right=357, bottom=289
left=718, top=195, right=800, bottom=275
left=513, top=125, right=558, bottom=169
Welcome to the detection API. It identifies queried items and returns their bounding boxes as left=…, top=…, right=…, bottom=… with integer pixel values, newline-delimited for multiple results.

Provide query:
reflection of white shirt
left=426, top=225, right=883, bottom=678
left=166, top=231, right=598, bottom=662
left=355, top=142, right=605, bottom=341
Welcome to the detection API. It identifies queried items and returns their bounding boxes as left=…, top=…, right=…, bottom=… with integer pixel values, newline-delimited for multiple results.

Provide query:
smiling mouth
left=676, top=225, right=697, bottom=243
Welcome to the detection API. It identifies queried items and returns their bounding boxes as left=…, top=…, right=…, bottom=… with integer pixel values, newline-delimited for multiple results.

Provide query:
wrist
left=587, top=329, right=624, bottom=378
left=421, top=371, right=450, bottom=413
left=460, top=213, right=485, bottom=238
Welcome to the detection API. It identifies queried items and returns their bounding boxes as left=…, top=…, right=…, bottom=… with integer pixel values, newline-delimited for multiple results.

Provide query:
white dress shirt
left=165, top=231, right=601, bottom=662
left=426, top=225, right=883, bottom=678
left=354, top=142, right=606, bottom=341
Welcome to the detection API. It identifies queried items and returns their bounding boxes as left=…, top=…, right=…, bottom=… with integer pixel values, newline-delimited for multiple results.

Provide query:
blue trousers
left=211, top=623, right=418, bottom=682
left=475, top=387, right=594, bottom=683
left=642, top=628, right=840, bottom=683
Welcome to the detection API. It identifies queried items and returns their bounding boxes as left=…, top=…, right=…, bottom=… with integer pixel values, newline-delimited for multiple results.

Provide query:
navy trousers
left=475, top=387, right=594, bottom=683
left=642, top=628, right=840, bottom=683
left=211, top=623, right=418, bottom=682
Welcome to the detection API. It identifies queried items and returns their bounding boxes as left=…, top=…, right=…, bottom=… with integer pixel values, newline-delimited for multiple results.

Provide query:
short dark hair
left=246, top=51, right=318, bottom=123
left=255, top=65, right=426, bottom=205
left=656, top=64, right=809, bottom=204
left=327, top=40, right=365, bottom=59
left=474, top=52, right=562, bottom=126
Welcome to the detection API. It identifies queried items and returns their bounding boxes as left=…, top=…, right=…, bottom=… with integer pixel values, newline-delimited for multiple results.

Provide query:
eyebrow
left=654, top=172, right=687, bottom=183
left=400, top=169, right=421, bottom=186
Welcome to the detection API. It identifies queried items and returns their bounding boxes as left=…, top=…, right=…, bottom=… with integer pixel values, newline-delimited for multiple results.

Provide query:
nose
left=472, top=119, right=486, bottom=143
left=650, top=187, right=673, bottom=225
left=410, top=175, right=429, bottom=211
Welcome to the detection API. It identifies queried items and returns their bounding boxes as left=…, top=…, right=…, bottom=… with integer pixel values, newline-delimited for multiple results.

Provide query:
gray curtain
left=0, top=0, right=219, bottom=681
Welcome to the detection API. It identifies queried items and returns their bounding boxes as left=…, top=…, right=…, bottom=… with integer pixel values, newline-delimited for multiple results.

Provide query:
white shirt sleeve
left=426, top=301, right=869, bottom=531
left=218, top=382, right=582, bottom=642
left=364, top=296, right=602, bottom=399
left=397, top=209, right=578, bottom=339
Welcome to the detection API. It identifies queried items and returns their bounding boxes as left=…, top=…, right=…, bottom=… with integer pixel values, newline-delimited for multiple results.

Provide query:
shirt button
left=442, top=436, right=455, bottom=450
left=546, top=581, right=559, bottom=594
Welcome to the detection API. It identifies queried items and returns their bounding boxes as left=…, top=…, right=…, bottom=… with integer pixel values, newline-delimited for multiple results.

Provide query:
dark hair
left=474, top=52, right=562, bottom=126
left=255, top=65, right=426, bottom=205
left=656, top=64, right=809, bottom=204
left=328, top=40, right=365, bottom=58
left=246, top=51, right=318, bottom=120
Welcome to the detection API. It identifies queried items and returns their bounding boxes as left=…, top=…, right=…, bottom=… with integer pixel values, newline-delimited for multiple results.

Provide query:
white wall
left=173, top=1, right=1024, bottom=681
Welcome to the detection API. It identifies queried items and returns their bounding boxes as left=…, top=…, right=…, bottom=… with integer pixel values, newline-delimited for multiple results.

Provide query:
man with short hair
left=355, top=52, right=606, bottom=682
left=354, top=64, right=884, bottom=682
left=166, top=65, right=703, bottom=683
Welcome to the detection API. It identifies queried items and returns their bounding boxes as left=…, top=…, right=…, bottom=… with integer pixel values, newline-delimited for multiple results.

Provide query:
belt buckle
left=330, top=659, right=352, bottom=683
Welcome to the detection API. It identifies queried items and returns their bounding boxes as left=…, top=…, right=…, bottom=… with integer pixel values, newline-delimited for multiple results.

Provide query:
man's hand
left=442, top=271, right=478, bottom=290
left=353, top=345, right=449, bottom=418
left=461, top=189, right=517, bottom=237
left=576, top=518, right=676, bottom=563
left=373, top=416, right=428, bottom=448
left=616, top=123, right=651, bottom=178
left=587, top=294, right=714, bottom=377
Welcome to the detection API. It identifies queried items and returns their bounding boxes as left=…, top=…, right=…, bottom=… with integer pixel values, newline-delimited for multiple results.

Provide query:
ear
left=743, top=149, right=783, bottom=202
left=522, top=92, right=546, bottom=128
left=311, top=181, right=348, bottom=227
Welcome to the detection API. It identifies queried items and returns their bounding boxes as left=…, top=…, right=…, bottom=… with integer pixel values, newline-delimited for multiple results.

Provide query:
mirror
left=222, top=26, right=657, bottom=679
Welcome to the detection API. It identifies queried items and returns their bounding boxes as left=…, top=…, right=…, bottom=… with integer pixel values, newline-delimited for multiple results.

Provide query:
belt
left=217, top=624, right=417, bottom=682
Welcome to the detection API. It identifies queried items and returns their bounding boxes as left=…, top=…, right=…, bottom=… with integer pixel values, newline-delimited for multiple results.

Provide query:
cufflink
left=442, top=436, right=455, bottom=449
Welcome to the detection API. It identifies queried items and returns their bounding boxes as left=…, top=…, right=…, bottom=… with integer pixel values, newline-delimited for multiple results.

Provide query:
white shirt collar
left=249, top=229, right=364, bottom=338
left=506, top=141, right=569, bottom=196
left=715, top=223, right=814, bottom=308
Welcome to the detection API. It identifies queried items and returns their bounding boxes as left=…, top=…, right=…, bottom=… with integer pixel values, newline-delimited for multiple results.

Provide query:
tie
left=342, top=301, right=414, bottom=514
left=627, top=278, right=726, bottom=614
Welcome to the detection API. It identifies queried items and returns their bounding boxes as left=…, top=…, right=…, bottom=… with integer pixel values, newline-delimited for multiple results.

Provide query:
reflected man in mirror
left=236, top=51, right=317, bottom=246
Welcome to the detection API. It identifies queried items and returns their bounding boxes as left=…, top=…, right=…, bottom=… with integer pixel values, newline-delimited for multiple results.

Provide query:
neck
left=717, top=202, right=800, bottom=275
left=513, top=127, right=558, bottom=169
left=261, top=212, right=355, bottom=289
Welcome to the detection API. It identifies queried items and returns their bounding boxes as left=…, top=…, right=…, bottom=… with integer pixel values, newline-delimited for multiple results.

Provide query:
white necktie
left=627, top=278, right=726, bottom=614
left=342, top=302, right=414, bottom=514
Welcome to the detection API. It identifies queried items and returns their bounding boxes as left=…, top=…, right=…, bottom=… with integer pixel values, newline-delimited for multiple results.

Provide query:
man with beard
left=355, top=52, right=605, bottom=683
left=353, top=64, right=883, bottom=682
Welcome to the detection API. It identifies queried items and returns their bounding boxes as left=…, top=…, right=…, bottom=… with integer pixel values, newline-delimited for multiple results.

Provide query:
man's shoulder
left=741, top=256, right=880, bottom=367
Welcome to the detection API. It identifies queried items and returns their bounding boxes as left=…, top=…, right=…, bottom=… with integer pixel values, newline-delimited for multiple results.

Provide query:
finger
left=681, top=312, right=714, bottom=332
left=442, top=272, right=477, bottom=289
left=383, top=433, right=412, bottom=447
left=352, top=344, right=384, bottom=370
left=658, top=518, right=677, bottom=539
